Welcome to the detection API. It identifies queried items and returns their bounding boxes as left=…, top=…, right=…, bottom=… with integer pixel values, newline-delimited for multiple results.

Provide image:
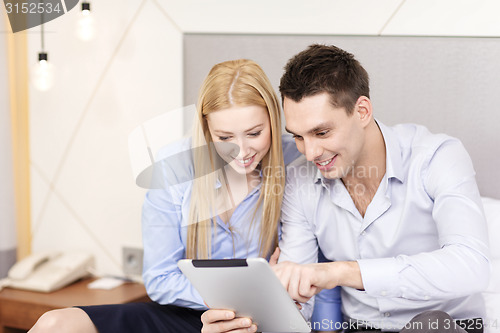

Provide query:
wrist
left=328, top=261, right=363, bottom=290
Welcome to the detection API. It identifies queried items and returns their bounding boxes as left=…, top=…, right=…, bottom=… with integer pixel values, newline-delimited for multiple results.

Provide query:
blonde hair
left=186, top=59, right=284, bottom=259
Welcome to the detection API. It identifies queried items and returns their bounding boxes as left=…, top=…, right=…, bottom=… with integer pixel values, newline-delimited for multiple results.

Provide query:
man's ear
left=356, top=96, right=373, bottom=127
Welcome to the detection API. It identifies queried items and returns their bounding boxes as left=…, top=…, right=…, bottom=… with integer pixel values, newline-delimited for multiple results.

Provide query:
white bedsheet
left=482, top=197, right=500, bottom=333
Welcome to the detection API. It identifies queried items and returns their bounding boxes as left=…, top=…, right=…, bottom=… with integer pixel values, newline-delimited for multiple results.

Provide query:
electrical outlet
left=122, top=247, right=144, bottom=276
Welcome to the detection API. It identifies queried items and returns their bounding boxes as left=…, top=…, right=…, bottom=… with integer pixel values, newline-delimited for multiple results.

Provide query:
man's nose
left=304, top=139, right=321, bottom=162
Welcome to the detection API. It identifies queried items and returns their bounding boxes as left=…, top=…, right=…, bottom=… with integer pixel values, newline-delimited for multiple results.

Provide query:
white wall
left=28, top=0, right=182, bottom=275
left=25, top=0, right=500, bottom=276
left=161, top=0, right=500, bottom=36
left=1, top=12, right=17, bottom=278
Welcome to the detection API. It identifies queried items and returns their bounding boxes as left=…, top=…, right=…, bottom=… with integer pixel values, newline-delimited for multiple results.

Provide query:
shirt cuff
left=357, top=258, right=402, bottom=298
left=300, top=298, right=315, bottom=322
left=310, top=288, right=343, bottom=331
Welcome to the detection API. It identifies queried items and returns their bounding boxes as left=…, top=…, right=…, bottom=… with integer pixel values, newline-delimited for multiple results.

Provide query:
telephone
left=2, top=251, right=94, bottom=293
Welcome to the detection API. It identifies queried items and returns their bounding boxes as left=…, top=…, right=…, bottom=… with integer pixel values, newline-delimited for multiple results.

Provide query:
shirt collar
left=313, top=119, right=405, bottom=184
left=377, top=120, right=405, bottom=183
left=314, top=168, right=324, bottom=185
left=215, top=169, right=263, bottom=196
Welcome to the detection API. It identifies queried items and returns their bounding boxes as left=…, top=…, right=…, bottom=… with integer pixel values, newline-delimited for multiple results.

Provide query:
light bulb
left=82, top=1, right=90, bottom=15
left=32, top=52, right=54, bottom=91
left=76, top=2, right=95, bottom=41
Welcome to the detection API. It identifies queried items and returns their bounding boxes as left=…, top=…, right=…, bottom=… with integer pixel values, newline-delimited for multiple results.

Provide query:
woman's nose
left=235, top=139, right=250, bottom=158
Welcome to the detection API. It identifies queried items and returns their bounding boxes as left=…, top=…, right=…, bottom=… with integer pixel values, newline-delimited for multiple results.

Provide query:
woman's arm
left=142, top=185, right=207, bottom=308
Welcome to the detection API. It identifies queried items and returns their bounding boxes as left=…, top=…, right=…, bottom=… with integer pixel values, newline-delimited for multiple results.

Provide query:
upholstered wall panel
left=184, top=34, right=500, bottom=199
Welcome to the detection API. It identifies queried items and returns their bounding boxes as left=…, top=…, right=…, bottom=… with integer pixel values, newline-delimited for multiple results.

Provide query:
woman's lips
left=233, top=154, right=256, bottom=168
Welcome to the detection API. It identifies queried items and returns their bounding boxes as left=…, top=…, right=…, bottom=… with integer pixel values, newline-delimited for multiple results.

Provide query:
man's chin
left=318, top=168, right=340, bottom=180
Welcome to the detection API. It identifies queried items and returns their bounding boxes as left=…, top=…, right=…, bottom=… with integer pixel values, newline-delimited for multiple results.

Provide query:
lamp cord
left=40, top=0, right=45, bottom=52
left=41, top=24, right=44, bottom=52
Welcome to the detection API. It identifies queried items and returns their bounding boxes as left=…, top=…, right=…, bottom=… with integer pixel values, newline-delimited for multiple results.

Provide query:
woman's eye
left=218, top=136, right=230, bottom=141
left=249, top=131, right=262, bottom=137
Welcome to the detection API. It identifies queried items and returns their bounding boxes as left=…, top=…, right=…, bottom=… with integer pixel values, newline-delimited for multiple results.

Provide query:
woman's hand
left=201, top=309, right=257, bottom=333
left=268, top=247, right=280, bottom=266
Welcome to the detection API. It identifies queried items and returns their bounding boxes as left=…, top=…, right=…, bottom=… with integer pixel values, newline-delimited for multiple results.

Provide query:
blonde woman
left=28, top=59, right=302, bottom=333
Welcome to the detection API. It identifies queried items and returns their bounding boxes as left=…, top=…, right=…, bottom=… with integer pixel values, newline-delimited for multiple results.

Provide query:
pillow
left=483, top=291, right=500, bottom=333
left=481, top=197, right=500, bottom=333
left=482, top=197, right=500, bottom=261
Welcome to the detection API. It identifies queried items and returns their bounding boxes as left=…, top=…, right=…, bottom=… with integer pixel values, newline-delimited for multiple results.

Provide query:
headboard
left=183, top=34, right=500, bottom=199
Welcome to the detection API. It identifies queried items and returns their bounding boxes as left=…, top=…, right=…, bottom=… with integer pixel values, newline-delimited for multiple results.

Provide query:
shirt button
left=424, top=295, right=430, bottom=300
left=384, top=312, right=391, bottom=317
left=381, top=291, right=387, bottom=296
left=361, top=231, right=367, bottom=236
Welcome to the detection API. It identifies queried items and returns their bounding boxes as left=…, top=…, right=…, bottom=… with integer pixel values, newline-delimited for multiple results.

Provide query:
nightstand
left=0, top=277, right=150, bottom=333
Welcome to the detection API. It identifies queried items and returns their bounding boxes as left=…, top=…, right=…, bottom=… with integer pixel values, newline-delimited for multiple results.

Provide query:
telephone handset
left=2, top=251, right=94, bottom=293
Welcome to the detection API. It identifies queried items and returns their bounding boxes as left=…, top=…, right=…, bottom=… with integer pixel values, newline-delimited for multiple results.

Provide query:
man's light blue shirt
left=279, top=121, right=490, bottom=331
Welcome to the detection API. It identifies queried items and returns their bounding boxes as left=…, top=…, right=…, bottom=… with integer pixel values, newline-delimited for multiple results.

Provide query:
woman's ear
left=356, top=96, right=373, bottom=127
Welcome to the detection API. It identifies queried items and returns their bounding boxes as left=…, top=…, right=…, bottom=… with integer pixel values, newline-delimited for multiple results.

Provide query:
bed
left=483, top=197, right=500, bottom=333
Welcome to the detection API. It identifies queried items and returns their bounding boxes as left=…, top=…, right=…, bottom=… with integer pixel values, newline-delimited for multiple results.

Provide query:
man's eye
left=317, top=131, right=329, bottom=137
left=293, top=135, right=303, bottom=141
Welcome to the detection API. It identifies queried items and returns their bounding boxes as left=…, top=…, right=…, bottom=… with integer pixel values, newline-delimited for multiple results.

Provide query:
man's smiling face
left=284, top=92, right=367, bottom=180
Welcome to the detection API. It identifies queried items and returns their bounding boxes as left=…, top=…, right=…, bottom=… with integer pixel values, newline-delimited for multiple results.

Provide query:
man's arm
left=358, top=139, right=490, bottom=301
left=272, top=260, right=362, bottom=303
left=277, top=163, right=346, bottom=326
left=310, top=251, right=343, bottom=333
left=279, top=139, right=490, bottom=304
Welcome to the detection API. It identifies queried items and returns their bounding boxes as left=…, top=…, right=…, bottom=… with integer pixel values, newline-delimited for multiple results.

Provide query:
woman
left=28, top=59, right=301, bottom=333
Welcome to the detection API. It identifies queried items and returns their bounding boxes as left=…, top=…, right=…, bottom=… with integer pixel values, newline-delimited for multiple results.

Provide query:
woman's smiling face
left=206, top=105, right=272, bottom=175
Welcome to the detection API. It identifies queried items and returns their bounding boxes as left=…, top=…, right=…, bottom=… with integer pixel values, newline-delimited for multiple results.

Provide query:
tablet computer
left=178, top=258, right=311, bottom=333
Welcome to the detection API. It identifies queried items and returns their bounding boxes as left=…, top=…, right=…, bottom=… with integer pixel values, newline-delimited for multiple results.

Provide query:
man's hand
left=272, top=261, right=332, bottom=303
left=272, top=261, right=363, bottom=303
left=201, top=309, right=257, bottom=333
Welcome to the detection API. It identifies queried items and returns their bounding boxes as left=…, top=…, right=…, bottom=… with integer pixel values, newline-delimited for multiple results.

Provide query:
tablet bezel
left=178, top=257, right=311, bottom=333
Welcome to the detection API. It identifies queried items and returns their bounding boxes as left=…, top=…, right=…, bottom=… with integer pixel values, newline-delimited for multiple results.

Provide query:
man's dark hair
left=279, top=44, right=370, bottom=114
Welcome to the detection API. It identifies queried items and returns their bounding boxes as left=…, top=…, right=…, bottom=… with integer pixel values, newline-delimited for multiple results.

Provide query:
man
left=201, top=44, right=490, bottom=333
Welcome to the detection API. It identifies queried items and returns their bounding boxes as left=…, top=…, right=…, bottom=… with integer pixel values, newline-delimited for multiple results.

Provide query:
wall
left=0, top=11, right=17, bottom=278
left=163, top=0, right=500, bottom=36
left=184, top=35, right=500, bottom=199
left=27, top=0, right=182, bottom=275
